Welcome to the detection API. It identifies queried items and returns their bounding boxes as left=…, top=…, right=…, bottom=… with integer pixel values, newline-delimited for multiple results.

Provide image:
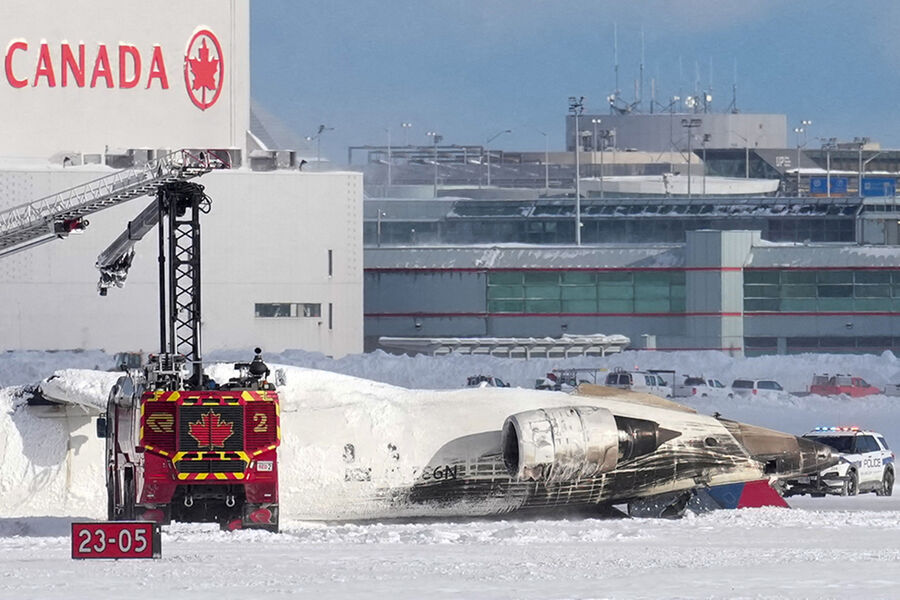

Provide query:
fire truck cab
left=98, top=349, right=281, bottom=531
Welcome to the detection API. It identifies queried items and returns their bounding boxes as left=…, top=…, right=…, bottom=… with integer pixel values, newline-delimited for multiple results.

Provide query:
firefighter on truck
left=97, top=348, right=281, bottom=531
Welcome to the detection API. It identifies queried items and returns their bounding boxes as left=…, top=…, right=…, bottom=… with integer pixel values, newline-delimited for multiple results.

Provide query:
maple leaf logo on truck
left=183, top=29, right=224, bottom=111
left=188, top=410, right=234, bottom=450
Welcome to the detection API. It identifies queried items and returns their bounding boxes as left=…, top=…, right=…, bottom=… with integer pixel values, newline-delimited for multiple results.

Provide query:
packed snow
left=2, top=348, right=900, bottom=599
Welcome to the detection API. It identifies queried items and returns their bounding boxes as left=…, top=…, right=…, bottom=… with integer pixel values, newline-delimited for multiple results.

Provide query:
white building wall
left=0, top=0, right=249, bottom=158
left=0, top=167, right=363, bottom=357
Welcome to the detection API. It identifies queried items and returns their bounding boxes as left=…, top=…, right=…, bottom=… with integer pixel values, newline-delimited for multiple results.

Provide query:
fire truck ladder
left=96, top=181, right=210, bottom=387
left=0, top=149, right=229, bottom=259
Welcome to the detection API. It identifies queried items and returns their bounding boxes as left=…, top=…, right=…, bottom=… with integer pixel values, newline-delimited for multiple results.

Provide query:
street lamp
left=819, top=137, right=838, bottom=197
left=385, top=127, right=392, bottom=187
left=401, top=122, right=412, bottom=146
left=593, top=120, right=611, bottom=199
left=376, top=209, right=387, bottom=247
left=680, top=118, right=702, bottom=198
left=426, top=131, right=442, bottom=198
left=308, top=124, right=334, bottom=164
left=536, top=128, right=549, bottom=192
left=569, top=96, right=585, bottom=245
left=486, top=129, right=511, bottom=187
left=702, top=133, right=711, bottom=196
left=794, top=119, right=811, bottom=197
left=862, top=149, right=883, bottom=199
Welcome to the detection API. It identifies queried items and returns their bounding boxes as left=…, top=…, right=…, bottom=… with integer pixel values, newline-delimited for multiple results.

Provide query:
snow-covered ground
left=2, top=348, right=900, bottom=599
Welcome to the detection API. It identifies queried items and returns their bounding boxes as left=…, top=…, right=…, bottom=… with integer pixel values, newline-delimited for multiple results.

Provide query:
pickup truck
left=673, top=376, right=731, bottom=399
left=809, top=374, right=881, bottom=398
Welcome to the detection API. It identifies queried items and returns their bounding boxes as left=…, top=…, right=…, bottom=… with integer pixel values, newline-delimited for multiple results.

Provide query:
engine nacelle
left=501, top=406, right=675, bottom=482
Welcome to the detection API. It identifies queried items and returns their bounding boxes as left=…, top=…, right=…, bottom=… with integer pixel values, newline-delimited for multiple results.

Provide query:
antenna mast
left=639, top=27, right=645, bottom=112
left=613, top=23, right=619, bottom=114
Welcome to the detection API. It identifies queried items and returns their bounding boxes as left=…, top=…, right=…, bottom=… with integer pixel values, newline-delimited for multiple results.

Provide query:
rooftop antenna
left=613, top=23, right=619, bottom=115
left=730, top=58, right=739, bottom=113
left=694, top=60, right=700, bottom=95
left=639, top=27, right=645, bottom=112
left=650, top=77, right=656, bottom=114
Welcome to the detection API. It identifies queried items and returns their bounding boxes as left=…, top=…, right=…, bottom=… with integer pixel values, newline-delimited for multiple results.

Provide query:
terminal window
left=743, top=269, right=900, bottom=312
left=486, top=270, right=686, bottom=314
left=255, top=303, right=322, bottom=318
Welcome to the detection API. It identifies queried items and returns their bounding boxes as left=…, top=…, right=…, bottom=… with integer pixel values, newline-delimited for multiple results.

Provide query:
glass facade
left=743, top=269, right=900, bottom=312
left=486, top=270, right=686, bottom=314
left=745, top=336, right=900, bottom=356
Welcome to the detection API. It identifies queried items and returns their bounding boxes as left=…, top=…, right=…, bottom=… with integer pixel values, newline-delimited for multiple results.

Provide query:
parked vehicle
left=782, top=426, right=894, bottom=497
left=673, top=375, right=731, bottom=399
left=809, top=374, right=881, bottom=398
left=730, top=378, right=789, bottom=400
left=604, top=368, right=672, bottom=398
left=467, top=375, right=510, bottom=388
left=534, top=368, right=601, bottom=391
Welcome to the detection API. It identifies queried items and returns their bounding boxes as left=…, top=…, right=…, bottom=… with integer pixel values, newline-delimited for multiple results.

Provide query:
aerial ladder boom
left=0, top=149, right=229, bottom=259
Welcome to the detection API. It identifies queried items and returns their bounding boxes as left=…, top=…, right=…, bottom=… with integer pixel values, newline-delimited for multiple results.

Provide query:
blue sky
left=251, top=1, right=900, bottom=163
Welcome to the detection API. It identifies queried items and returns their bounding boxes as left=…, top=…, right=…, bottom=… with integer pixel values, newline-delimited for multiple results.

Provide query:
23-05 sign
left=71, top=522, right=161, bottom=559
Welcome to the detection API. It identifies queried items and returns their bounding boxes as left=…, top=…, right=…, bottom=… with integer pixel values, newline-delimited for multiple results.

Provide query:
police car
left=783, top=427, right=894, bottom=497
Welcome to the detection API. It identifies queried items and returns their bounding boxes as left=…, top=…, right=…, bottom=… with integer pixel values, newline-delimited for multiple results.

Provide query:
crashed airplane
left=20, top=366, right=838, bottom=521
left=223, top=367, right=836, bottom=520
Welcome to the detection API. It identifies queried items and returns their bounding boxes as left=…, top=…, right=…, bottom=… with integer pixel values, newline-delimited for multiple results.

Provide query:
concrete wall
left=0, top=167, right=364, bottom=357
left=685, top=230, right=758, bottom=354
left=567, top=113, right=787, bottom=153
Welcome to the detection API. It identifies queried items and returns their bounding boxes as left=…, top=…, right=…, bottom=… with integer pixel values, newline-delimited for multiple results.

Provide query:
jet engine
left=500, top=406, right=679, bottom=482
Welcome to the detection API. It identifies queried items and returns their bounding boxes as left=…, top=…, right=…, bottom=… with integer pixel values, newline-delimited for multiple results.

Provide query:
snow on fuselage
left=1, top=365, right=835, bottom=522
left=264, top=368, right=830, bottom=520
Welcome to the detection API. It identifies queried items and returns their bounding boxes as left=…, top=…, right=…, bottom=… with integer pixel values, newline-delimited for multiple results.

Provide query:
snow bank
left=2, top=349, right=900, bottom=521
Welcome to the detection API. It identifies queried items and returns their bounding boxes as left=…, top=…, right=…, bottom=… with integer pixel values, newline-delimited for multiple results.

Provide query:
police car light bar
left=813, top=426, right=860, bottom=432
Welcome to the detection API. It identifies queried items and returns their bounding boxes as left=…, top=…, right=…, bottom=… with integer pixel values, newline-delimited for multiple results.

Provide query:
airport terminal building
left=0, top=1, right=363, bottom=357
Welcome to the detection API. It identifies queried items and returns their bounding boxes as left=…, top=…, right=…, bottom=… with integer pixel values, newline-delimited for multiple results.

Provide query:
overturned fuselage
left=272, top=372, right=836, bottom=520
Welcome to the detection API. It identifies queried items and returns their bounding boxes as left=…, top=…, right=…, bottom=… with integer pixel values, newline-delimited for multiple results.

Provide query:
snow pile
left=2, top=348, right=900, bottom=521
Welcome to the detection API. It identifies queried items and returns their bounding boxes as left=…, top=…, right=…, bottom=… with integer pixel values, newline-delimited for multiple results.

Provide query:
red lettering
left=118, top=45, right=141, bottom=89
left=146, top=45, right=168, bottom=89
left=33, top=43, right=56, bottom=87
left=61, top=43, right=85, bottom=87
left=5, top=41, right=28, bottom=88
left=90, top=45, right=113, bottom=88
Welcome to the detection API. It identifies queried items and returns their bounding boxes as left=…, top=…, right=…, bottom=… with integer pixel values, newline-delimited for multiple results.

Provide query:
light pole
left=385, top=128, right=392, bottom=187
left=376, top=209, right=386, bottom=247
left=401, top=122, right=412, bottom=146
left=819, top=137, right=838, bottom=197
left=702, top=133, right=711, bottom=196
left=426, top=131, right=442, bottom=198
left=681, top=118, right=702, bottom=198
left=309, top=124, right=334, bottom=164
left=794, top=119, right=811, bottom=196
left=536, top=128, right=549, bottom=192
left=569, top=96, right=585, bottom=245
left=862, top=150, right=883, bottom=198
left=597, top=128, right=612, bottom=198
left=486, top=129, right=511, bottom=187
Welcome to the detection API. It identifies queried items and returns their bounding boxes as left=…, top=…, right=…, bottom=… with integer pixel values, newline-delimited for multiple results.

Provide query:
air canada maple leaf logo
left=188, top=410, right=234, bottom=450
left=184, top=29, right=224, bottom=110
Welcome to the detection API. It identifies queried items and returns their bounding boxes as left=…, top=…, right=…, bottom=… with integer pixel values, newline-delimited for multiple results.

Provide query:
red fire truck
left=94, top=179, right=280, bottom=531
left=99, top=351, right=281, bottom=530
